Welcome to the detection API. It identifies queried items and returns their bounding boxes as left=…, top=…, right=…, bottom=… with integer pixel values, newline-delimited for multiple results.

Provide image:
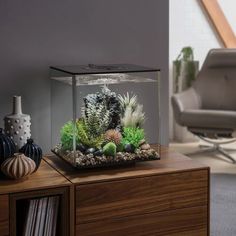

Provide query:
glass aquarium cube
left=50, top=64, right=161, bottom=169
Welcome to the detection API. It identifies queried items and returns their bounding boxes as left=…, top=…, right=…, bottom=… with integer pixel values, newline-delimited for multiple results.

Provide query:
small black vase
left=19, top=139, right=42, bottom=171
left=0, top=128, right=16, bottom=165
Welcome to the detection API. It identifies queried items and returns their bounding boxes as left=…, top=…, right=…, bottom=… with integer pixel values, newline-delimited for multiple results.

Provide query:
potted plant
left=173, top=47, right=199, bottom=93
left=173, top=47, right=199, bottom=142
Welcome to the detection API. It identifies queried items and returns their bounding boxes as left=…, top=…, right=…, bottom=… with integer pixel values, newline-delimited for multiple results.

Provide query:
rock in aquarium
left=77, top=143, right=87, bottom=153
left=85, top=148, right=96, bottom=155
left=94, top=149, right=103, bottom=156
left=140, top=143, right=151, bottom=150
left=124, top=143, right=136, bottom=153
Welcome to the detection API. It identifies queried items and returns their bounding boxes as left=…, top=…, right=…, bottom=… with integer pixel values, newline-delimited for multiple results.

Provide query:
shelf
left=10, top=187, right=70, bottom=236
left=0, top=160, right=71, bottom=195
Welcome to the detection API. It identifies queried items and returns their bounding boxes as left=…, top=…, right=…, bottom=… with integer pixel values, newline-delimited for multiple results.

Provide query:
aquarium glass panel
left=50, top=64, right=161, bottom=169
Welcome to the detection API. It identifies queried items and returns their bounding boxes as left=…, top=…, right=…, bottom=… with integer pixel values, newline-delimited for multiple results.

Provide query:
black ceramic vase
left=0, top=128, right=16, bottom=165
left=19, top=139, right=42, bottom=171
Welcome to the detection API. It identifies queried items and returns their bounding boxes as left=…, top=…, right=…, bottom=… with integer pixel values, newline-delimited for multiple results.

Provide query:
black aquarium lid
left=50, top=64, right=160, bottom=75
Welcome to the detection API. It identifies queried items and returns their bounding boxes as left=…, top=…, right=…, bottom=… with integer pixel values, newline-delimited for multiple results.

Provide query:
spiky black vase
left=19, top=139, right=42, bottom=171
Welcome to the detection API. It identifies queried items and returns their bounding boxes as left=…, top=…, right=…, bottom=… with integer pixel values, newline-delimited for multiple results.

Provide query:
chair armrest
left=171, top=88, right=201, bottom=125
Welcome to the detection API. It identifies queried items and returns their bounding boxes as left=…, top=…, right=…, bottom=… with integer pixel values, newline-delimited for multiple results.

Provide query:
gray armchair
left=172, top=49, right=236, bottom=163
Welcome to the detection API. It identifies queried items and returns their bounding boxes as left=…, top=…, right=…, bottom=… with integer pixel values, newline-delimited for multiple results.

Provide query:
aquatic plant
left=104, top=129, right=122, bottom=145
left=77, top=119, right=104, bottom=149
left=60, top=121, right=79, bottom=151
left=103, top=142, right=117, bottom=157
left=82, top=101, right=110, bottom=138
left=83, top=85, right=121, bottom=131
left=122, top=127, right=145, bottom=149
left=118, top=93, right=137, bottom=114
left=118, top=93, right=145, bottom=128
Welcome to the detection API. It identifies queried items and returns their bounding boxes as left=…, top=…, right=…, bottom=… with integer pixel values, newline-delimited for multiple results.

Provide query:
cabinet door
left=76, top=206, right=208, bottom=236
left=0, top=195, right=9, bottom=236
left=75, top=169, right=209, bottom=235
left=76, top=170, right=208, bottom=224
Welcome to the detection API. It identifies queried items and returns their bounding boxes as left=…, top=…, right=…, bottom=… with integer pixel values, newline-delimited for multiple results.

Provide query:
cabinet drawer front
left=76, top=206, right=208, bottom=236
left=76, top=170, right=208, bottom=224
left=0, top=195, right=9, bottom=236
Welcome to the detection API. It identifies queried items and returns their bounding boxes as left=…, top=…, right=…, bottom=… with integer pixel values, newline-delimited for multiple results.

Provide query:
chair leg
left=187, top=143, right=236, bottom=164
left=219, top=147, right=236, bottom=152
left=199, top=144, right=236, bottom=152
left=217, top=146, right=236, bottom=163
left=199, top=144, right=211, bottom=148
left=186, top=146, right=216, bottom=156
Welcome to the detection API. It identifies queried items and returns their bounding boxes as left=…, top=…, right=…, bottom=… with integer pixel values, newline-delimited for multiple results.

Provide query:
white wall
left=169, top=0, right=236, bottom=140
left=218, top=0, right=236, bottom=34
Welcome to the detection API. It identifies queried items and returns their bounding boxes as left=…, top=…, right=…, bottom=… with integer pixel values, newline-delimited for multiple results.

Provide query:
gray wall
left=0, top=0, right=169, bottom=151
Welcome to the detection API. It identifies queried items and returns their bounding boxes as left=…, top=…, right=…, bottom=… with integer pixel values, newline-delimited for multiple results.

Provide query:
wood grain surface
left=44, top=146, right=209, bottom=185
left=76, top=206, right=207, bottom=236
left=0, top=160, right=71, bottom=195
left=0, top=195, right=9, bottom=236
left=44, top=146, right=210, bottom=236
left=200, top=0, right=236, bottom=48
left=76, top=170, right=208, bottom=224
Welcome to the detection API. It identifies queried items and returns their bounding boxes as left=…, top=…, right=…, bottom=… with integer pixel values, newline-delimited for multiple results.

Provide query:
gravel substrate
left=53, top=144, right=160, bottom=169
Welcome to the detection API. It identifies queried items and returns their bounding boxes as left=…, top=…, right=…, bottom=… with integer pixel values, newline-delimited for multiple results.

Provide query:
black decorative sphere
left=77, top=143, right=87, bottom=153
left=19, top=139, right=42, bottom=171
left=0, top=128, right=16, bottom=165
left=94, top=149, right=103, bottom=156
left=124, top=143, right=135, bottom=153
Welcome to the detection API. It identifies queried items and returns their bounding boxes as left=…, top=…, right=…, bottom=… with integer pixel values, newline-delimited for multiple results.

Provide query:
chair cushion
left=181, top=109, right=236, bottom=129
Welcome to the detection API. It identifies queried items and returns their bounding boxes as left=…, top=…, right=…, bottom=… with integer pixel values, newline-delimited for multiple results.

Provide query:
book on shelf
left=22, top=196, right=60, bottom=236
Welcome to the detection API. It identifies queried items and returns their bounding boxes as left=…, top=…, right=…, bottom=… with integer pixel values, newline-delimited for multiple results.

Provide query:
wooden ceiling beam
left=200, top=0, right=236, bottom=48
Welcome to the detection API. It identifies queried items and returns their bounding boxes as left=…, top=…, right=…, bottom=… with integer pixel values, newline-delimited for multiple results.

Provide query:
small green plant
left=174, top=46, right=196, bottom=92
left=122, top=127, right=145, bottom=149
left=60, top=121, right=79, bottom=151
left=82, top=101, right=110, bottom=137
left=176, top=47, right=194, bottom=61
left=77, top=119, right=104, bottom=149
left=103, top=142, right=117, bottom=157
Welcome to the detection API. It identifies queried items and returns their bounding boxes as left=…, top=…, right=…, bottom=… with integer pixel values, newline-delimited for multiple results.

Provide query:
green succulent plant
left=77, top=119, right=104, bottom=149
left=103, top=142, right=117, bottom=157
left=122, top=127, right=145, bottom=149
left=82, top=101, right=110, bottom=138
left=60, top=121, right=80, bottom=151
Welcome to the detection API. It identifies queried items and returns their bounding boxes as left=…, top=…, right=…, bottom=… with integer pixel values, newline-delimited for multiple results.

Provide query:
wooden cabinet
left=0, top=160, right=72, bottom=236
left=76, top=206, right=207, bottom=236
left=0, top=195, right=9, bottom=236
left=45, top=146, right=210, bottom=236
left=0, top=147, right=209, bottom=236
left=75, top=170, right=208, bottom=236
left=76, top=170, right=208, bottom=224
